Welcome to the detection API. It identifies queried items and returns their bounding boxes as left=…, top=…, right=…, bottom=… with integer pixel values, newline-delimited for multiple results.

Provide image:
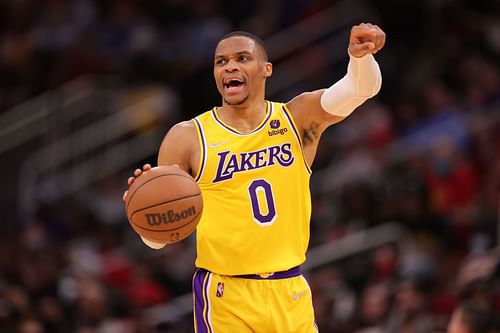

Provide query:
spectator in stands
left=354, top=281, right=391, bottom=333
left=385, top=275, right=434, bottom=333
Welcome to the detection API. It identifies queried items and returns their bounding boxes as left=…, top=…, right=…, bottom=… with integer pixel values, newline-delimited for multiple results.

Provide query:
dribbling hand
left=348, top=23, right=386, bottom=58
left=123, top=163, right=152, bottom=202
left=123, top=163, right=180, bottom=202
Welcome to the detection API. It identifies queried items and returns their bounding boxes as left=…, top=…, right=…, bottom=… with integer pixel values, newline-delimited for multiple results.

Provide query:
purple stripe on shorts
left=235, top=266, right=301, bottom=280
left=193, top=269, right=209, bottom=333
left=203, top=273, right=213, bottom=333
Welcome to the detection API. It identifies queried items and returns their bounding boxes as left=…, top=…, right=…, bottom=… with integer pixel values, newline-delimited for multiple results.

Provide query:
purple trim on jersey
left=193, top=118, right=206, bottom=182
left=281, top=105, right=312, bottom=174
left=235, top=266, right=301, bottom=280
left=212, top=109, right=239, bottom=134
left=255, top=101, right=273, bottom=133
left=281, top=105, right=303, bottom=149
left=212, top=101, right=273, bottom=135
left=193, top=269, right=210, bottom=333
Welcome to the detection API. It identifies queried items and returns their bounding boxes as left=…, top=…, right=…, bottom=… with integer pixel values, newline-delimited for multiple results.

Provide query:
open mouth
left=223, top=79, right=245, bottom=92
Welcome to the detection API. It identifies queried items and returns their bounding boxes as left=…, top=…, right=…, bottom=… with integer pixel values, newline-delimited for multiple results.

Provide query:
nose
left=225, top=59, right=239, bottom=72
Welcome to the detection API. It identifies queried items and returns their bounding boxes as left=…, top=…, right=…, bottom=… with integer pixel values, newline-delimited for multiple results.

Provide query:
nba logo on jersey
left=270, top=119, right=280, bottom=129
left=216, top=282, right=224, bottom=297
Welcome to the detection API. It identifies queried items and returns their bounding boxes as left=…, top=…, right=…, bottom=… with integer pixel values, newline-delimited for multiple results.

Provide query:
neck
left=218, top=98, right=268, bottom=133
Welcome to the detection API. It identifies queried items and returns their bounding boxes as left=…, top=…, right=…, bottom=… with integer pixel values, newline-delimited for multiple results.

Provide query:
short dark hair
left=457, top=302, right=495, bottom=333
left=218, top=31, right=269, bottom=61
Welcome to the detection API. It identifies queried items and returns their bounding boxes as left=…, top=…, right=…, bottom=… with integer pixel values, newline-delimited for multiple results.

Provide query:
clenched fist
left=348, top=23, right=386, bottom=58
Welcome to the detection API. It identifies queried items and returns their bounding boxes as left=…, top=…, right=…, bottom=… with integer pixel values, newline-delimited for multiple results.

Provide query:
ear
left=264, top=62, right=273, bottom=78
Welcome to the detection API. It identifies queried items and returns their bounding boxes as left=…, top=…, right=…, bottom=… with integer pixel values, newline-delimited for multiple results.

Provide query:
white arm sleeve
left=320, top=53, right=382, bottom=117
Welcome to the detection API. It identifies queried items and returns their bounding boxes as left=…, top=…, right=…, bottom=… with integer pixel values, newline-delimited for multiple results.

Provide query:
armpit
left=303, top=121, right=320, bottom=146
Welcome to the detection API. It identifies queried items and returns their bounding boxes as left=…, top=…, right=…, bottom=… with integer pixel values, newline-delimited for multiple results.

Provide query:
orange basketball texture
left=125, top=166, right=203, bottom=244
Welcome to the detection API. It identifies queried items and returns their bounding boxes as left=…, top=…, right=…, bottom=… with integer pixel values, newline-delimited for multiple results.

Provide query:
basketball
left=125, top=165, right=203, bottom=246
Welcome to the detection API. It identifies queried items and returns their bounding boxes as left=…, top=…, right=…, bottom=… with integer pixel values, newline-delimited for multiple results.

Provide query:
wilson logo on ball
left=145, top=206, right=197, bottom=226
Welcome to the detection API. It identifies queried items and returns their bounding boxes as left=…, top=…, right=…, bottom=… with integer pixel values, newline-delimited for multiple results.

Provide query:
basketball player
left=125, top=23, right=385, bottom=332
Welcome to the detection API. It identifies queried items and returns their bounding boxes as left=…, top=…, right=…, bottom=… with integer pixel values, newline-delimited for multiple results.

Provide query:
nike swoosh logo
left=293, top=290, right=307, bottom=301
left=209, top=140, right=230, bottom=148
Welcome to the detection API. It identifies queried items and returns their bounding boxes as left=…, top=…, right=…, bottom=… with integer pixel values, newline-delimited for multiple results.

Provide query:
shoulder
left=160, top=120, right=199, bottom=153
left=167, top=120, right=198, bottom=138
left=158, top=120, right=200, bottom=174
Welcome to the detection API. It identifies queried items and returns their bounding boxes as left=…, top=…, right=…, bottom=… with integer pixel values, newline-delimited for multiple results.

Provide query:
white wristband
left=141, top=236, right=167, bottom=249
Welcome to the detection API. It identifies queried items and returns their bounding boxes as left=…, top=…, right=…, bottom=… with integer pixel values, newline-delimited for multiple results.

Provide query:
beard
left=224, top=94, right=249, bottom=106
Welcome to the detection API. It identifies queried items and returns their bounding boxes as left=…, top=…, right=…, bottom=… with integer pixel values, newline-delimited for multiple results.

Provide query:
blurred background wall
left=0, top=0, right=499, bottom=332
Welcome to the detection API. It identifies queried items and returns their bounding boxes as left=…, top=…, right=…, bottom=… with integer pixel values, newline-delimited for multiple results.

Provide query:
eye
left=216, top=58, right=227, bottom=65
left=239, top=55, right=249, bottom=62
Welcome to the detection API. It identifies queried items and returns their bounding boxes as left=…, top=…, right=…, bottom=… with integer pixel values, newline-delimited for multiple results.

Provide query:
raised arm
left=319, top=23, right=384, bottom=117
left=286, top=23, right=386, bottom=164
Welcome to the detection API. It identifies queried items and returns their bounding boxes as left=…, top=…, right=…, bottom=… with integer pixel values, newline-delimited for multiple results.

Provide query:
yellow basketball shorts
left=192, top=266, right=318, bottom=333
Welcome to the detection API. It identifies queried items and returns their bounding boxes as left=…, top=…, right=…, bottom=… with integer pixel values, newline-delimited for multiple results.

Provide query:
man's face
left=213, top=36, right=272, bottom=106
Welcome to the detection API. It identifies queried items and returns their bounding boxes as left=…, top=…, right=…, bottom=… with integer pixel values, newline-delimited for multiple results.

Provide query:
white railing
left=313, top=102, right=500, bottom=195
left=17, top=89, right=178, bottom=215
left=0, top=77, right=98, bottom=154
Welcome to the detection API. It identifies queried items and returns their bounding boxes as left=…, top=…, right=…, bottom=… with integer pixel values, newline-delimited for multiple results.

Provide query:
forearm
left=320, top=53, right=381, bottom=117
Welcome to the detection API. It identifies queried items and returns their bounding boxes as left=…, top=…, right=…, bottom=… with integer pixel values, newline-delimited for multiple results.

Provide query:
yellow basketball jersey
left=192, top=101, right=312, bottom=275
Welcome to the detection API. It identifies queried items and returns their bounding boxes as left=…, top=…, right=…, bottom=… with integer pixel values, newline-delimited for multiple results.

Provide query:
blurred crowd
left=1, top=0, right=500, bottom=332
